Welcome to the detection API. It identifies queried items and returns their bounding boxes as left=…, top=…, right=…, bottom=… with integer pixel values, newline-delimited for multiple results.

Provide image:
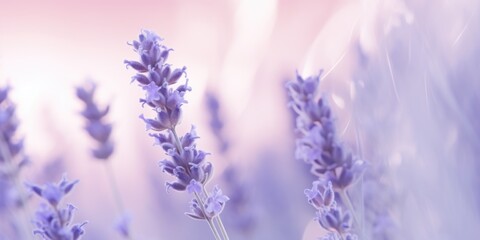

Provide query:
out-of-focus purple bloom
left=77, top=81, right=132, bottom=238
left=0, top=179, right=23, bottom=211
left=0, top=86, right=28, bottom=173
left=205, top=92, right=229, bottom=153
left=286, top=72, right=364, bottom=238
left=0, top=86, right=29, bottom=212
left=29, top=176, right=86, bottom=240
left=0, top=85, right=31, bottom=240
left=287, top=73, right=364, bottom=188
left=204, top=91, right=256, bottom=235
left=76, top=81, right=114, bottom=160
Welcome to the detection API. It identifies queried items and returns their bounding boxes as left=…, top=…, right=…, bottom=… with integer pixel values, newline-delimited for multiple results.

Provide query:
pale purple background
left=1, top=0, right=479, bottom=239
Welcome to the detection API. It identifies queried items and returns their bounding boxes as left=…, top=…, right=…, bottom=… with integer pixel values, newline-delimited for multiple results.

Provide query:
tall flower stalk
left=76, top=81, right=132, bottom=239
left=125, top=30, right=229, bottom=240
left=0, top=85, right=31, bottom=239
left=287, top=72, right=364, bottom=240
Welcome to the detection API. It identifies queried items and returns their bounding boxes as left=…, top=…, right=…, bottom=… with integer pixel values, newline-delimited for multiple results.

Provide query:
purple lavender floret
left=204, top=186, right=229, bottom=217
left=28, top=176, right=87, bottom=240
left=304, top=180, right=335, bottom=210
left=155, top=126, right=214, bottom=191
left=76, top=82, right=114, bottom=160
left=186, top=185, right=229, bottom=220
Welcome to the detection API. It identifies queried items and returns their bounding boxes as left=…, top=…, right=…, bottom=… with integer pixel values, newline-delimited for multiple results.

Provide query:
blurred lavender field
left=1, top=0, right=480, bottom=239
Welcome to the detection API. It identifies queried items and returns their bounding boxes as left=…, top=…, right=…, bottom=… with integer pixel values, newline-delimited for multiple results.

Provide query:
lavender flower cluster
left=76, top=82, right=114, bottom=160
left=0, top=86, right=33, bottom=240
left=0, top=86, right=28, bottom=210
left=28, top=176, right=86, bottom=240
left=125, top=30, right=229, bottom=239
left=287, top=72, right=364, bottom=239
left=77, top=81, right=132, bottom=239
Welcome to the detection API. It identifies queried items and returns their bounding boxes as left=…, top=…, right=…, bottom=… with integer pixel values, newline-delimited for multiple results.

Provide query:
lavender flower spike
left=76, top=81, right=114, bottom=160
left=28, top=175, right=87, bottom=240
left=0, top=85, right=31, bottom=239
left=287, top=71, right=363, bottom=239
left=76, top=81, right=132, bottom=239
left=125, top=30, right=229, bottom=240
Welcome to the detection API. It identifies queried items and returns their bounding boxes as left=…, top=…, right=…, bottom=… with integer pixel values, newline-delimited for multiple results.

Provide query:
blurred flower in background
left=0, top=0, right=480, bottom=239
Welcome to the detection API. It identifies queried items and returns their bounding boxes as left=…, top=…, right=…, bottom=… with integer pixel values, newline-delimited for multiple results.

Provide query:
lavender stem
left=194, top=192, right=222, bottom=240
left=171, top=128, right=223, bottom=240
left=339, top=189, right=359, bottom=226
left=104, top=161, right=125, bottom=213
left=103, top=162, right=133, bottom=240
left=203, top=187, right=229, bottom=240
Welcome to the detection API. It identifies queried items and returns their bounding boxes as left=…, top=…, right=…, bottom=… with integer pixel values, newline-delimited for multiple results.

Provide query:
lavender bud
left=167, top=67, right=186, bottom=85
left=124, top=60, right=148, bottom=72
left=166, top=182, right=187, bottom=192
left=140, top=114, right=169, bottom=131
left=131, top=74, right=150, bottom=85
